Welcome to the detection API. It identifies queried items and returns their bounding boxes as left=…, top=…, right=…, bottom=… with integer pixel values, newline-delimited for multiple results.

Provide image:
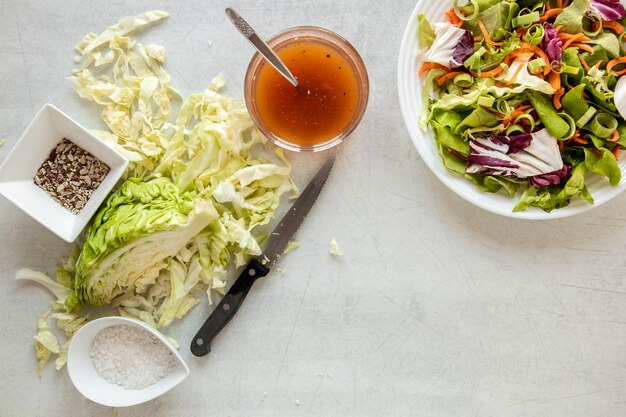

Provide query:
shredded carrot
left=608, top=129, right=621, bottom=143
left=562, top=34, right=591, bottom=49
left=419, top=62, right=449, bottom=76
left=450, top=148, right=469, bottom=161
left=436, top=71, right=467, bottom=85
left=541, top=8, right=563, bottom=21
left=555, top=25, right=563, bottom=32
left=603, top=20, right=624, bottom=34
left=474, top=36, right=484, bottom=42
left=548, top=71, right=561, bottom=91
left=502, top=105, right=533, bottom=125
left=553, top=87, right=565, bottom=110
left=444, top=7, right=461, bottom=25
left=515, top=104, right=532, bottom=113
left=480, top=65, right=505, bottom=78
left=558, top=140, right=564, bottom=151
left=570, top=43, right=595, bottom=54
left=559, top=33, right=591, bottom=43
left=579, top=53, right=591, bottom=71
left=612, top=145, right=620, bottom=159
left=478, top=20, right=503, bottom=46
left=509, top=50, right=535, bottom=60
left=502, top=54, right=513, bottom=66
left=607, top=57, right=626, bottom=74
left=573, top=136, right=589, bottom=145
left=557, top=0, right=563, bottom=8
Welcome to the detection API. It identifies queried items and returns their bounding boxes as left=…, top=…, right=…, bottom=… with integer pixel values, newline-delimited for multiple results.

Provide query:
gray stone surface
left=1, top=1, right=625, bottom=416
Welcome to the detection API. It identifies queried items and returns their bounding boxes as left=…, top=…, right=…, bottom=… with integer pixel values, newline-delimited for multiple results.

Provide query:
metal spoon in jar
left=225, top=7, right=300, bottom=88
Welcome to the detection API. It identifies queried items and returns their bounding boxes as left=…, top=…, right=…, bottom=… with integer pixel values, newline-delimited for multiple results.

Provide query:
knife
left=190, top=157, right=335, bottom=356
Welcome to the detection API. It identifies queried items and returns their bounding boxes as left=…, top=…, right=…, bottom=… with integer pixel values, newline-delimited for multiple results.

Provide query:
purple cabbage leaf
left=541, top=23, right=563, bottom=63
left=466, top=129, right=565, bottom=179
left=422, top=22, right=474, bottom=69
left=450, top=30, right=475, bottom=69
left=587, top=0, right=626, bottom=21
left=528, top=165, right=572, bottom=187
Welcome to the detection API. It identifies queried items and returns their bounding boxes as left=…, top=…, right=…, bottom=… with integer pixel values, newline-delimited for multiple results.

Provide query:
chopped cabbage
left=329, top=238, right=343, bottom=256
left=283, top=241, right=300, bottom=254
left=614, top=76, right=626, bottom=121
left=16, top=269, right=72, bottom=301
left=20, top=10, right=297, bottom=373
left=495, top=56, right=555, bottom=95
left=467, top=129, right=564, bottom=178
left=34, top=311, right=60, bottom=376
left=587, top=0, right=626, bottom=21
left=421, top=22, right=472, bottom=68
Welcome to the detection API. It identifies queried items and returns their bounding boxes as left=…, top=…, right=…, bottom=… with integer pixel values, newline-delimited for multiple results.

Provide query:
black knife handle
left=190, top=258, right=269, bottom=356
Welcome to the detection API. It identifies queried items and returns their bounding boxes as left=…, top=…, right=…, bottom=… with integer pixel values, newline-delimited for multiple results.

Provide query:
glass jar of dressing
left=244, top=26, right=369, bottom=152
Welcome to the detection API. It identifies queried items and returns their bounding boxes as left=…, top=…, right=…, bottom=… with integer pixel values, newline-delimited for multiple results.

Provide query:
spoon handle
left=225, top=7, right=299, bottom=87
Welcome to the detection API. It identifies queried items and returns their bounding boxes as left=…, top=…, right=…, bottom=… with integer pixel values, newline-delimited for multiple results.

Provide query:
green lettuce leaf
left=417, top=14, right=435, bottom=49
left=432, top=120, right=470, bottom=156
left=584, top=147, right=621, bottom=186
left=561, top=84, right=589, bottom=121
left=466, top=173, right=522, bottom=196
left=437, top=143, right=467, bottom=174
left=555, top=0, right=591, bottom=34
left=529, top=92, right=571, bottom=139
left=466, top=1, right=518, bottom=40
left=587, top=33, right=620, bottom=59
left=453, top=106, right=501, bottom=135
left=513, top=163, right=593, bottom=212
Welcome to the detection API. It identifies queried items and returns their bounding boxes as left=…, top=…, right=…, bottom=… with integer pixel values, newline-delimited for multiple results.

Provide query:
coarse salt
left=90, top=324, right=175, bottom=390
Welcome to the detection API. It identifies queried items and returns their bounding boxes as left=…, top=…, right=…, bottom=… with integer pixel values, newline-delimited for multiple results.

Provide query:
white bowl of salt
left=67, top=316, right=189, bottom=407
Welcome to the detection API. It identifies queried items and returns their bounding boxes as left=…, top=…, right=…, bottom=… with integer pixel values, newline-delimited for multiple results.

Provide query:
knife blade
left=190, top=157, right=335, bottom=356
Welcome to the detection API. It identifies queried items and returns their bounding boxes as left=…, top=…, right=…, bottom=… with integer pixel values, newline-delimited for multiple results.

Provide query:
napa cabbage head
left=69, top=177, right=218, bottom=308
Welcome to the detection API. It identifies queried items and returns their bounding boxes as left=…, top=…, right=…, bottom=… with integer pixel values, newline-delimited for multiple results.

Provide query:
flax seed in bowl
left=34, top=139, right=111, bottom=214
left=0, top=104, right=128, bottom=242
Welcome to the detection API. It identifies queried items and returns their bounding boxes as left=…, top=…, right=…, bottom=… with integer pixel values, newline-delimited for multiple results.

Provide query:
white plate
left=397, top=1, right=626, bottom=219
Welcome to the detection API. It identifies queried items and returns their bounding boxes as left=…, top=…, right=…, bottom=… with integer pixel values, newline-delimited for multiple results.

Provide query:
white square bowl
left=0, top=104, right=128, bottom=242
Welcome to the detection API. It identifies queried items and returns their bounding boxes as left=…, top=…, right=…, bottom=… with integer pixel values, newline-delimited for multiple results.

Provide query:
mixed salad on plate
left=418, top=0, right=626, bottom=212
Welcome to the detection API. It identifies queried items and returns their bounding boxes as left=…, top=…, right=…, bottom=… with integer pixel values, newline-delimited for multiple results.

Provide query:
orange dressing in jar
left=245, top=27, right=369, bottom=152
left=254, top=40, right=359, bottom=147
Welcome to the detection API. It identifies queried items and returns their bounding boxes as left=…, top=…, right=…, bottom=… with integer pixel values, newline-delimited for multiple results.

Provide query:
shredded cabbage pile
left=18, top=10, right=297, bottom=374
